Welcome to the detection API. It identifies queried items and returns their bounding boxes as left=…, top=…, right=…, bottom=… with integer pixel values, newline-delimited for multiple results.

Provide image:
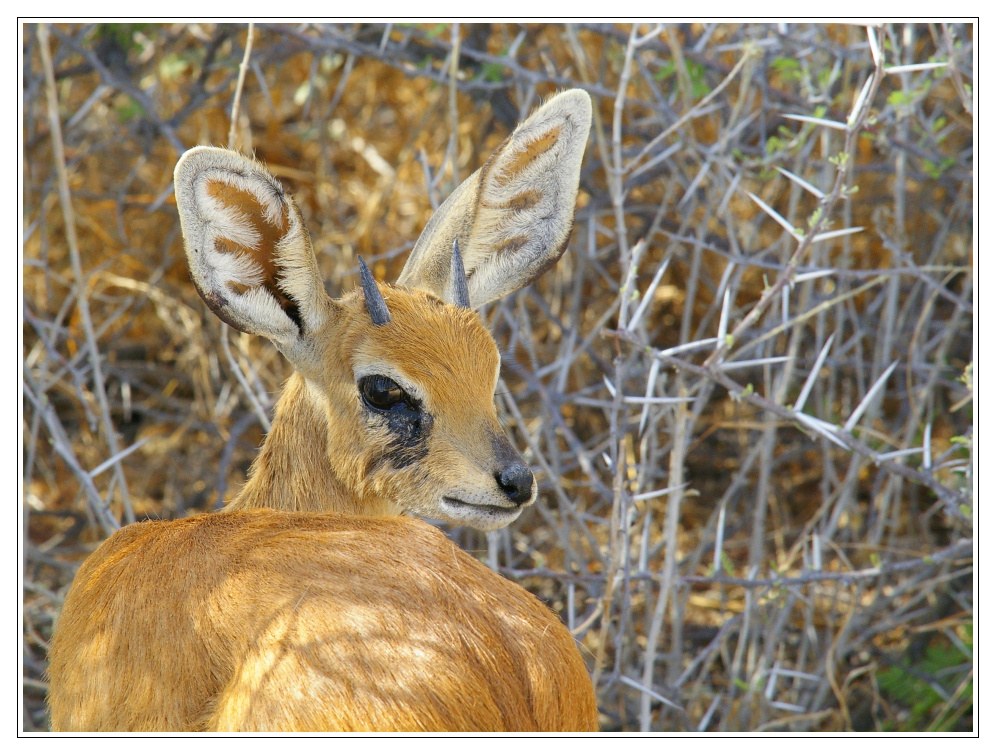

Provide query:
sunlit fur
left=47, top=511, right=598, bottom=732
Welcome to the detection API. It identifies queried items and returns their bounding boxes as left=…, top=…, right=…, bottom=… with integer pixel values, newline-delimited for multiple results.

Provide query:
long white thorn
left=747, top=191, right=802, bottom=241
left=848, top=75, right=875, bottom=127
left=843, top=360, right=898, bottom=432
left=793, top=334, right=836, bottom=412
left=813, top=226, right=865, bottom=243
left=632, top=482, right=689, bottom=502
left=638, top=357, right=661, bottom=436
left=717, top=288, right=731, bottom=344
left=866, top=25, right=883, bottom=68
left=624, top=396, right=694, bottom=406
left=780, top=113, right=847, bottom=131
left=775, top=166, right=826, bottom=199
left=627, top=256, right=671, bottom=332
left=656, top=338, right=719, bottom=358
left=720, top=356, right=791, bottom=371
left=796, top=412, right=850, bottom=450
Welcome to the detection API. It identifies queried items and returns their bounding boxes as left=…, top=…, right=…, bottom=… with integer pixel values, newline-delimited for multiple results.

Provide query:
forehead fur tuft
left=337, top=285, right=501, bottom=410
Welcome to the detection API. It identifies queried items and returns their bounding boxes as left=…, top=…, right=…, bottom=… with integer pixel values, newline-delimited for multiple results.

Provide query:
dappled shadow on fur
left=48, top=510, right=597, bottom=732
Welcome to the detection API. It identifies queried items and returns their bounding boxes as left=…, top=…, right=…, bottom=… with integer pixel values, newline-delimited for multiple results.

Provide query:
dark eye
left=359, top=375, right=406, bottom=411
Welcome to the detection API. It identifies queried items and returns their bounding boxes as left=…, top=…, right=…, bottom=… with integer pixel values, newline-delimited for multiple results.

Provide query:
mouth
left=440, top=496, right=525, bottom=525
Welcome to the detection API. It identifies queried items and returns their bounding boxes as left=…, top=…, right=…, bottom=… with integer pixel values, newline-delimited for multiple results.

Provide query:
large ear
left=174, top=147, right=334, bottom=368
left=397, top=89, right=592, bottom=308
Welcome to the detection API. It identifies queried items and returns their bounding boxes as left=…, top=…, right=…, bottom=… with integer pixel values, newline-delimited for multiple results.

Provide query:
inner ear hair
left=395, top=89, right=592, bottom=309
left=205, top=182, right=303, bottom=329
left=175, top=147, right=329, bottom=343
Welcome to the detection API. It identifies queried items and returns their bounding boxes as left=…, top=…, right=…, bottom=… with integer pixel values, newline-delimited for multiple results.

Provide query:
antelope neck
left=226, top=372, right=399, bottom=517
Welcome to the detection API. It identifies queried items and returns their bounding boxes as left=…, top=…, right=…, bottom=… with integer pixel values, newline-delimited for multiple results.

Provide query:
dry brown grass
left=22, top=22, right=974, bottom=732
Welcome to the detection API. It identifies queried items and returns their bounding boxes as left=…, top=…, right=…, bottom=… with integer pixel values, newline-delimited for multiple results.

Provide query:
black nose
left=496, top=463, right=534, bottom=506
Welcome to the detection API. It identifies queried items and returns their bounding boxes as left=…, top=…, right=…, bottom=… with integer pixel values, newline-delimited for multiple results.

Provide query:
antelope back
left=47, top=510, right=599, bottom=731
left=170, top=89, right=592, bottom=529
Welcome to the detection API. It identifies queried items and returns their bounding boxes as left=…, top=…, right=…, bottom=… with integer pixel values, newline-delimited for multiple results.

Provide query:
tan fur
left=47, top=511, right=597, bottom=731
left=47, top=90, right=596, bottom=732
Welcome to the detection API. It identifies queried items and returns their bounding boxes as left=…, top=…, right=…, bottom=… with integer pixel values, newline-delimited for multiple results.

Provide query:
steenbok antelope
left=47, top=90, right=596, bottom=732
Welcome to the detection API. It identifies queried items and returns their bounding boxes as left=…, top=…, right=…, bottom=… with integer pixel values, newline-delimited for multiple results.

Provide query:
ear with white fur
left=174, top=147, right=333, bottom=369
left=397, top=89, right=592, bottom=308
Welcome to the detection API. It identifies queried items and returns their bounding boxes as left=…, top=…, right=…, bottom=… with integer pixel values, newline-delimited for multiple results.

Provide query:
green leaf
left=769, top=57, right=802, bottom=82
left=876, top=625, right=973, bottom=731
left=115, top=97, right=145, bottom=123
left=720, top=550, right=736, bottom=577
left=654, top=61, right=677, bottom=81
left=479, top=61, right=505, bottom=83
left=765, top=135, right=786, bottom=155
left=159, top=53, right=188, bottom=81
left=829, top=152, right=849, bottom=168
left=888, top=90, right=912, bottom=107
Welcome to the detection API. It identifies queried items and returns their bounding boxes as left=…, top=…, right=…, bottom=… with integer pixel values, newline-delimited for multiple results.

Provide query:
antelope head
left=173, top=90, right=592, bottom=530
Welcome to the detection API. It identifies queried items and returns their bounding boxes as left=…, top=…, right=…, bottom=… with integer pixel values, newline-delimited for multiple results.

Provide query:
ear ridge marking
left=492, top=126, right=563, bottom=188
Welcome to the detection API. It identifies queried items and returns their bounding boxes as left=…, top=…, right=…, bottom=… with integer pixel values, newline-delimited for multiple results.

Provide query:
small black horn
left=358, top=257, right=391, bottom=326
left=450, top=238, right=471, bottom=310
